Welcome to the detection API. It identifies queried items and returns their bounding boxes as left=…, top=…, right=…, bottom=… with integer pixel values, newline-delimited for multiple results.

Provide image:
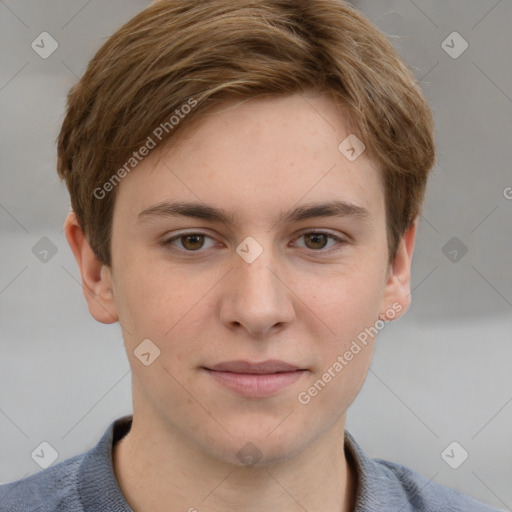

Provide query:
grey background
left=0, top=0, right=511, bottom=509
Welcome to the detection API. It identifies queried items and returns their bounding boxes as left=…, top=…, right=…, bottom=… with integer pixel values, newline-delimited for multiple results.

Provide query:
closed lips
left=202, top=360, right=308, bottom=397
left=204, top=360, right=305, bottom=374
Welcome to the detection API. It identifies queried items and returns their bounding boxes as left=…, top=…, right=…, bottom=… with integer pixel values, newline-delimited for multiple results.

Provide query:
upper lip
left=205, top=360, right=302, bottom=374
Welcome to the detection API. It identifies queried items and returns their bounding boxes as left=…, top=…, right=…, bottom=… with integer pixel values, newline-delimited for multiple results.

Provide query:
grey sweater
left=0, top=415, right=501, bottom=511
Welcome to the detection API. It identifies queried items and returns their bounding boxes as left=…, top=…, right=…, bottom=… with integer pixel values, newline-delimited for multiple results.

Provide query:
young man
left=0, top=1, right=501, bottom=511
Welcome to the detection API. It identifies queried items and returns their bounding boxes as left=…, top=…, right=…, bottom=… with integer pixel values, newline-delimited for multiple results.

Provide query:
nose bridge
left=222, top=234, right=293, bottom=334
left=234, top=234, right=281, bottom=301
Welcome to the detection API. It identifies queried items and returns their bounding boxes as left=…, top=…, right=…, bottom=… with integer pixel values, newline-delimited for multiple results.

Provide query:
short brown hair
left=57, top=0, right=435, bottom=266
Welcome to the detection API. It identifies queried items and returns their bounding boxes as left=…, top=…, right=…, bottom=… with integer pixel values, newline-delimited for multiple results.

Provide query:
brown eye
left=303, top=233, right=329, bottom=250
left=293, top=231, right=346, bottom=254
left=162, top=233, right=216, bottom=252
left=180, top=234, right=205, bottom=251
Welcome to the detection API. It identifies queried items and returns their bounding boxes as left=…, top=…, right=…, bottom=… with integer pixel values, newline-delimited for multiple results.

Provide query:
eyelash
left=161, top=230, right=348, bottom=255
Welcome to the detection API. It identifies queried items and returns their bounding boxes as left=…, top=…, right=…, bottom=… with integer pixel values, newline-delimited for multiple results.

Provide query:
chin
left=223, top=440, right=302, bottom=468
left=203, top=421, right=309, bottom=468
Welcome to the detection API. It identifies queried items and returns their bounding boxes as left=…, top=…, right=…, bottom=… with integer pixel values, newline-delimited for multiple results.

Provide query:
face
left=71, top=91, right=414, bottom=466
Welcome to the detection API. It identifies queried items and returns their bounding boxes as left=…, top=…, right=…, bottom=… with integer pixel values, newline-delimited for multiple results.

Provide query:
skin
left=65, top=90, right=416, bottom=512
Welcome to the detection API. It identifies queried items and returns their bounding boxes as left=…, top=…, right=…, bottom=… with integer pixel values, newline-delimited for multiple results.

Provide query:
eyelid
left=292, top=227, right=348, bottom=242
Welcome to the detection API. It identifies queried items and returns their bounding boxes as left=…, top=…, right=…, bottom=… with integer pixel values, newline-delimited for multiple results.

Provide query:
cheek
left=297, top=277, right=380, bottom=414
left=114, top=258, right=221, bottom=366
left=113, top=259, right=175, bottom=343
left=298, top=347, right=375, bottom=423
left=301, top=257, right=385, bottom=397
left=317, top=259, right=386, bottom=336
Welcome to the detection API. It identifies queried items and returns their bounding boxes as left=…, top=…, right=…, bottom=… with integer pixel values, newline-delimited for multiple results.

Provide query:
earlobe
left=64, top=212, right=119, bottom=324
left=380, top=218, right=418, bottom=321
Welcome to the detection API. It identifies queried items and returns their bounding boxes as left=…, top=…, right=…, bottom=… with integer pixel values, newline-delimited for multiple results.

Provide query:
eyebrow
left=137, top=200, right=369, bottom=227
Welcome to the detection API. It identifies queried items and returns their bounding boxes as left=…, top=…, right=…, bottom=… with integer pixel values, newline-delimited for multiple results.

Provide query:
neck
left=113, top=413, right=357, bottom=512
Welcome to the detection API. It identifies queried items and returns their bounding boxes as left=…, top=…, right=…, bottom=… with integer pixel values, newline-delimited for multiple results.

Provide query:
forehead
left=112, top=91, right=384, bottom=227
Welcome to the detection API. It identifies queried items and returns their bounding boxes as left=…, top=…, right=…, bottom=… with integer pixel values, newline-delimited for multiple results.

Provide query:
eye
left=293, top=231, right=346, bottom=253
left=161, top=232, right=217, bottom=252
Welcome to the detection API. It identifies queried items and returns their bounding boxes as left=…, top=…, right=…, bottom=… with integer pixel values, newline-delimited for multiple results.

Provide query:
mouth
left=202, top=360, right=308, bottom=398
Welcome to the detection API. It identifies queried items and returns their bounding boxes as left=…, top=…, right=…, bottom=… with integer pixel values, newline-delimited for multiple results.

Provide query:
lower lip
left=204, top=369, right=306, bottom=398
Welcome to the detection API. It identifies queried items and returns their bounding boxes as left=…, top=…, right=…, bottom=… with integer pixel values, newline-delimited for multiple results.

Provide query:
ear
left=64, top=212, right=119, bottom=324
left=379, top=217, right=417, bottom=321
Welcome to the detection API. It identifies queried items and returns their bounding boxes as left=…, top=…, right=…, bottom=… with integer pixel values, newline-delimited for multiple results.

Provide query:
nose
left=219, top=242, right=295, bottom=339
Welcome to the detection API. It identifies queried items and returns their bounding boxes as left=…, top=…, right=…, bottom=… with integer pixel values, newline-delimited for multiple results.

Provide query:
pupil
left=184, top=235, right=203, bottom=250
left=307, top=233, right=326, bottom=249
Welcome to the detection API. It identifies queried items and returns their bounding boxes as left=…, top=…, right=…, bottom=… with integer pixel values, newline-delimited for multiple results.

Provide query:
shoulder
left=0, top=416, right=131, bottom=512
left=375, top=458, right=502, bottom=512
left=344, top=431, right=502, bottom=512
left=0, top=453, right=84, bottom=512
